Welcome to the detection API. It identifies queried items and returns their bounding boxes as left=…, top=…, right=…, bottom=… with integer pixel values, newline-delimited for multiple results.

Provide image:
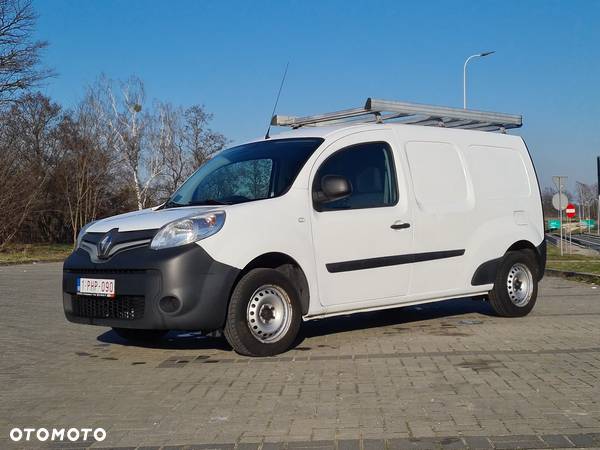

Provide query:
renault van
left=63, top=99, right=546, bottom=356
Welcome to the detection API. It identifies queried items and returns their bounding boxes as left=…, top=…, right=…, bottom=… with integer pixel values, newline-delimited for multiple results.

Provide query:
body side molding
left=326, top=249, right=465, bottom=274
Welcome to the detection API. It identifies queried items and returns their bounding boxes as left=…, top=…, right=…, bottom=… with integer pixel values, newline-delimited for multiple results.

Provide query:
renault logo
left=97, top=229, right=118, bottom=259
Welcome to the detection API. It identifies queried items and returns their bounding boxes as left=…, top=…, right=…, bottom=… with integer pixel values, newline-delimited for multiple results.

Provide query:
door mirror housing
left=315, top=175, right=352, bottom=205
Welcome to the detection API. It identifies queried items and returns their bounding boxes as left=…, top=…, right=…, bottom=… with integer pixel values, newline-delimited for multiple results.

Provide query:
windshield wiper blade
left=163, top=199, right=184, bottom=208
left=187, top=199, right=231, bottom=206
left=164, top=198, right=230, bottom=208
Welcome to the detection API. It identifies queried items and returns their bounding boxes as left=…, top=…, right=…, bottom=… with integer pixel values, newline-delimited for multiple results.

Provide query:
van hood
left=86, top=205, right=224, bottom=233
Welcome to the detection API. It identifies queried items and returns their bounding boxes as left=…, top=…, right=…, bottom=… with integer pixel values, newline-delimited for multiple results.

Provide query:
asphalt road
left=570, top=234, right=600, bottom=252
left=1, top=263, right=600, bottom=449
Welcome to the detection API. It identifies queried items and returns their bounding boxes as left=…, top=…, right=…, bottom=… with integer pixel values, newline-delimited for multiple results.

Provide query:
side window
left=313, top=142, right=398, bottom=211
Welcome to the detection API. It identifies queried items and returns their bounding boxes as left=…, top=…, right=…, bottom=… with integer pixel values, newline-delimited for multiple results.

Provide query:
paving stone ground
left=1, top=263, right=600, bottom=449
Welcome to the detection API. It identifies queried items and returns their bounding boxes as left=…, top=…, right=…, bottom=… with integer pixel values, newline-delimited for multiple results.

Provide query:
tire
left=488, top=250, right=539, bottom=317
left=112, top=328, right=167, bottom=342
left=224, top=268, right=301, bottom=357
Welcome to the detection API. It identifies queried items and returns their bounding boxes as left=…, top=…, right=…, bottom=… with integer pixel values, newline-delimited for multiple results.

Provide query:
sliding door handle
left=391, top=222, right=410, bottom=230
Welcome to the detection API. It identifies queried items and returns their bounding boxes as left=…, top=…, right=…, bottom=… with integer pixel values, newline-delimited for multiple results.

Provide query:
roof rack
left=271, top=98, right=522, bottom=133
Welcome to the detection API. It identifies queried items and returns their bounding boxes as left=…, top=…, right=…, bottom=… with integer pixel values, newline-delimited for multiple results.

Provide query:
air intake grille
left=71, top=295, right=145, bottom=320
left=65, top=268, right=146, bottom=275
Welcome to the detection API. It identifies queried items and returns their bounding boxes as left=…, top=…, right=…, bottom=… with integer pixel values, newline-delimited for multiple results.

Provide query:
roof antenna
left=265, top=62, right=289, bottom=140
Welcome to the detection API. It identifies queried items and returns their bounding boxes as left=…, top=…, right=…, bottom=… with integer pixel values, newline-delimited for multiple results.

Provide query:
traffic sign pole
left=566, top=203, right=576, bottom=255
left=569, top=216, right=572, bottom=254
left=553, top=176, right=568, bottom=256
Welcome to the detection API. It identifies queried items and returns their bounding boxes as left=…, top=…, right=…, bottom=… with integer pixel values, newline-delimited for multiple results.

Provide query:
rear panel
left=394, top=126, right=543, bottom=296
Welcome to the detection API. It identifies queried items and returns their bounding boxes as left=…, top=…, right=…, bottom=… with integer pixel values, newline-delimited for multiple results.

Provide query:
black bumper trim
left=63, top=242, right=240, bottom=331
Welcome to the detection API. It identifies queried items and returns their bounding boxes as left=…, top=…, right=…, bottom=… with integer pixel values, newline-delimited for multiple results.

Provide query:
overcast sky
left=35, top=0, right=600, bottom=191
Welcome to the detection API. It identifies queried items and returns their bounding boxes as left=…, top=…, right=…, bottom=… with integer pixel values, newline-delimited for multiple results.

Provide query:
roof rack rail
left=271, top=98, right=522, bottom=133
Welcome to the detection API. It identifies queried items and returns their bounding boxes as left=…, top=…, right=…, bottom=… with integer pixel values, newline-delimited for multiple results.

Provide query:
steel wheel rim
left=246, top=284, right=292, bottom=343
left=507, top=263, right=533, bottom=307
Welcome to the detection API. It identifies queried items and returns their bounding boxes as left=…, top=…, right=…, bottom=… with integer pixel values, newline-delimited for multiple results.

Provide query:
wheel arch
left=507, top=239, right=536, bottom=254
left=231, top=252, right=310, bottom=315
left=471, top=238, right=546, bottom=286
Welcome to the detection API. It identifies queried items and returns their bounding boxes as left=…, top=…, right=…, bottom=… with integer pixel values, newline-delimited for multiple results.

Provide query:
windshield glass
left=166, top=138, right=324, bottom=207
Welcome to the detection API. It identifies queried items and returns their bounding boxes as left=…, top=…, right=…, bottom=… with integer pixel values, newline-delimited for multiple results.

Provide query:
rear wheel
left=488, top=250, right=538, bottom=317
left=112, top=328, right=167, bottom=342
left=224, top=268, right=301, bottom=357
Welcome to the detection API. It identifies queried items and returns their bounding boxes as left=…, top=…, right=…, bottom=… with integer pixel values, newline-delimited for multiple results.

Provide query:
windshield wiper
left=187, top=199, right=231, bottom=205
left=163, top=199, right=184, bottom=209
left=164, top=198, right=231, bottom=208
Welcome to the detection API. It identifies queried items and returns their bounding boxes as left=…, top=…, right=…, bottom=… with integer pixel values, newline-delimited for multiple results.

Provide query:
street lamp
left=463, top=51, right=495, bottom=109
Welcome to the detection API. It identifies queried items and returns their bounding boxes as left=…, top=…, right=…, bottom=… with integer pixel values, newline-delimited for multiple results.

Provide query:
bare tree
left=0, top=93, right=61, bottom=247
left=88, top=75, right=163, bottom=209
left=0, top=0, right=52, bottom=103
left=184, top=105, right=227, bottom=167
left=576, top=181, right=597, bottom=223
left=152, top=102, right=187, bottom=198
left=0, top=72, right=229, bottom=245
left=55, top=101, right=116, bottom=243
left=151, top=102, right=228, bottom=199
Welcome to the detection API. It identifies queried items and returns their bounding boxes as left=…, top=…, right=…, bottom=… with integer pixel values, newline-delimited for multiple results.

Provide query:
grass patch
left=546, top=243, right=600, bottom=275
left=546, top=260, right=600, bottom=274
left=546, top=244, right=597, bottom=261
left=0, top=243, right=73, bottom=265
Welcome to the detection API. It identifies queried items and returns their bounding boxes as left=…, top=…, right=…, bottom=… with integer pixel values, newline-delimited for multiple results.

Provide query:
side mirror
left=318, top=175, right=352, bottom=204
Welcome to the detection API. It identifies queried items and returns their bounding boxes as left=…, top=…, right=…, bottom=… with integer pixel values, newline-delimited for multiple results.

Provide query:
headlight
left=150, top=211, right=226, bottom=250
left=76, top=221, right=96, bottom=248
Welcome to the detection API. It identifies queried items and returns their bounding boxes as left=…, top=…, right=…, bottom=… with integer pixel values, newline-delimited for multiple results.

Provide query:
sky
left=34, top=0, right=600, bottom=192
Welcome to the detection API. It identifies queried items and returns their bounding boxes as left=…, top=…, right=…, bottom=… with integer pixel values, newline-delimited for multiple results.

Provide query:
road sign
left=581, top=219, right=597, bottom=228
left=547, top=219, right=561, bottom=230
left=566, top=203, right=576, bottom=218
left=553, top=176, right=567, bottom=189
left=552, top=193, right=569, bottom=210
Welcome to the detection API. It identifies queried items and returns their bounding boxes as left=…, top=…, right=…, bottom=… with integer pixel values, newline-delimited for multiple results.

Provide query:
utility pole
left=463, top=51, right=495, bottom=109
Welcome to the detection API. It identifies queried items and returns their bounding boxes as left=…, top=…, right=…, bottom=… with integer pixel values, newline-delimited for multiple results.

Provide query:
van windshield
left=165, top=138, right=324, bottom=207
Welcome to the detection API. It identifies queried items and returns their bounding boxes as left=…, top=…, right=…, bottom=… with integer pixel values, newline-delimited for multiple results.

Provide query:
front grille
left=71, top=295, right=145, bottom=320
left=65, top=268, right=146, bottom=275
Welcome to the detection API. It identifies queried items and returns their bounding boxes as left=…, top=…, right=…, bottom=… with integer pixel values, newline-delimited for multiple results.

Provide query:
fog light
left=159, top=296, right=180, bottom=314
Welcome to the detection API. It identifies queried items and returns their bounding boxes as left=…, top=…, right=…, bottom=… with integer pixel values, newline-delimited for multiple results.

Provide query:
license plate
left=77, top=278, right=116, bottom=298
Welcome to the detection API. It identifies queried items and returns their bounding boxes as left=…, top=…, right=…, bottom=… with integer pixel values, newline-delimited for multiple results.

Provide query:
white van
left=63, top=99, right=546, bottom=356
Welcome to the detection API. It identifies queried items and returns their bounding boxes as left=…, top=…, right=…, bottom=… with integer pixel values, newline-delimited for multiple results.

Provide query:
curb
left=0, top=257, right=66, bottom=266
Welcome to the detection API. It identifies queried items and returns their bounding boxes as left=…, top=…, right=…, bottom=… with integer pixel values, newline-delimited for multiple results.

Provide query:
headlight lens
left=150, top=211, right=226, bottom=250
left=76, top=221, right=95, bottom=248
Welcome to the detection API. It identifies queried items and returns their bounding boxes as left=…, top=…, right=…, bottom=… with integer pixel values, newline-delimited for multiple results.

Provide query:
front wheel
left=224, top=268, right=301, bottom=357
left=488, top=250, right=539, bottom=317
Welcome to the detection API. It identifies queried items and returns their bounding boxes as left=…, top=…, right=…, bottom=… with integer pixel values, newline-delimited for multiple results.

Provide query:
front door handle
left=391, top=222, right=410, bottom=230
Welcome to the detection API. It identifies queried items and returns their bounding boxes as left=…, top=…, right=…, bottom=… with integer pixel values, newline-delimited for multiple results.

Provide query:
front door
left=309, top=130, right=413, bottom=308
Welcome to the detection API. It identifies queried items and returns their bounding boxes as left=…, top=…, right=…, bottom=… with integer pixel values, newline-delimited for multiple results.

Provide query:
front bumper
left=63, top=241, right=240, bottom=331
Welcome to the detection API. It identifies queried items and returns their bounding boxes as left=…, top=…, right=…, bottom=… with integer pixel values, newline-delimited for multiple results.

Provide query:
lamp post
left=463, top=51, right=495, bottom=109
